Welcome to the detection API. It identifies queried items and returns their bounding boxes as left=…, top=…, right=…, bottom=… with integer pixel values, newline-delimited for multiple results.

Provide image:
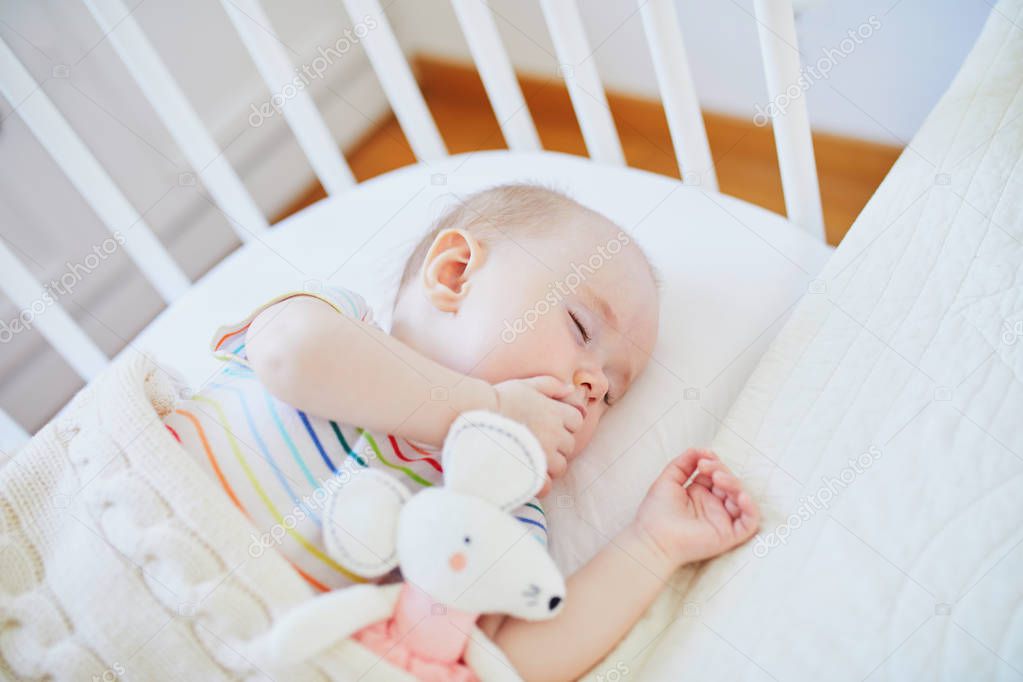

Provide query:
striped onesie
left=162, top=287, right=549, bottom=593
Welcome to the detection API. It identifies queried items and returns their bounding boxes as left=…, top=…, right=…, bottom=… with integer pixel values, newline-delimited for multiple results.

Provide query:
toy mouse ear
left=442, top=411, right=546, bottom=510
left=322, top=469, right=410, bottom=578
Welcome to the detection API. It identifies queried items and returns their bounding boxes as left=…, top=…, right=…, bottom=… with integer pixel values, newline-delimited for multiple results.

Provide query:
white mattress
left=614, top=2, right=1023, bottom=679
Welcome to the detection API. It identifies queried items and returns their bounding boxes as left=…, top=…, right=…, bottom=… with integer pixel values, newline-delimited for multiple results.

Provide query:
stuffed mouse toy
left=268, top=410, right=566, bottom=681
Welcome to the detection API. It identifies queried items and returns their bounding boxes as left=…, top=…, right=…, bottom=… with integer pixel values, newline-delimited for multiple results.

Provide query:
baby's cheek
left=467, top=346, right=522, bottom=385
left=476, top=331, right=566, bottom=384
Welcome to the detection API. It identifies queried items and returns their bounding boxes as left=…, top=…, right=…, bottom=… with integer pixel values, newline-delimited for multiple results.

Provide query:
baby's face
left=397, top=212, right=659, bottom=460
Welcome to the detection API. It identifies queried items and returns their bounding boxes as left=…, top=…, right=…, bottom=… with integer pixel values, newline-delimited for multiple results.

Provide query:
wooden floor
left=277, top=57, right=903, bottom=246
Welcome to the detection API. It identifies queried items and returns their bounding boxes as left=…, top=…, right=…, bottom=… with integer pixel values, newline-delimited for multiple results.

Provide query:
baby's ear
left=322, top=470, right=410, bottom=578
left=421, top=228, right=484, bottom=313
left=442, top=411, right=546, bottom=510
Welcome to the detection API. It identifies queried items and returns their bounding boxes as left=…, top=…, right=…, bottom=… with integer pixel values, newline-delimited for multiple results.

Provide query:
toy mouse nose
left=449, top=552, right=467, bottom=572
left=548, top=596, right=562, bottom=611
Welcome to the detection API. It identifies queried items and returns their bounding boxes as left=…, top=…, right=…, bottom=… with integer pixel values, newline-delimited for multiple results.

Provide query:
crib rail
left=342, top=0, right=447, bottom=161
left=0, top=0, right=824, bottom=443
left=0, top=405, right=27, bottom=455
left=639, top=0, right=718, bottom=190
left=0, top=37, right=190, bottom=304
left=753, top=0, right=825, bottom=238
left=451, top=0, right=541, bottom=151
left=222, top=0, right=356, bottom=195
left=0, top=239, right=108, bottom=380
left=539, top=0, right=625, bottom=165
left=83, top=0, right=270, bottom=242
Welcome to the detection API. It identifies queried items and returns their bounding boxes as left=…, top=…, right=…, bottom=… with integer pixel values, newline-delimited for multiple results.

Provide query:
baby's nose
left=574, top=370, right=608, bottom=403
left=572, top=382, right=595, bottom=406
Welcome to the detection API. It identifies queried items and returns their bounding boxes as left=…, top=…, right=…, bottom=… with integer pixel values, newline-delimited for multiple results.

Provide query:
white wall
left=0, top=0, right=995, bottom=432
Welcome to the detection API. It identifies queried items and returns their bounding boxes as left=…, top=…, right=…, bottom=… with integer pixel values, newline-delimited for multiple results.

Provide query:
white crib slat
left=82, top=0, right=270, bottom=241
left=451, top=0, right=541, bottom=152
left=639, top=0, right=718, bottom=191
left=539, top=0, right=624, bottom=165
left=0, top=39, right=189, bottom=304
left=341, top=0, right=446, bottom=161
left=222, top=0, right=355, bottom=194
left=753, top=0, right=825, bottom=240
left=0, top=242, right=107, bottom=381
left=0, top=406, right=29, bottom=455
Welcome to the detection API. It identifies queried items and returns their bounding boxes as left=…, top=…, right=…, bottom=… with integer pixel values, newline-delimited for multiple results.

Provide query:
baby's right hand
left=493, top=376, right=582, bottom=494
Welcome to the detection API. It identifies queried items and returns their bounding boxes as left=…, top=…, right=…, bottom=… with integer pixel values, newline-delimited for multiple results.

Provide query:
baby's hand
left=631, top=448, right=759, bottom=570
left=493, top=376, right=582, bottom=495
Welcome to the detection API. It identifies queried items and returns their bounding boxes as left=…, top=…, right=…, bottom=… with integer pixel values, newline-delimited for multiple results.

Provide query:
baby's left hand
left=631, top=448, right=760, bottom=569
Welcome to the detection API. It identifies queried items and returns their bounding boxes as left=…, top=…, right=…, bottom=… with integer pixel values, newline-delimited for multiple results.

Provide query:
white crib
left=0, top=0, right=829, bottom=449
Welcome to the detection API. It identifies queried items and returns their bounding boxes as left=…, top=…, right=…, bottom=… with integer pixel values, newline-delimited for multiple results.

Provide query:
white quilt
left=592, top=2, right=1023, bottom=680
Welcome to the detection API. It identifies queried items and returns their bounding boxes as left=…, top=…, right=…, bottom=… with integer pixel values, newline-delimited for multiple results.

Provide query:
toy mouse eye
left=463, top=536, right=471, bottom=545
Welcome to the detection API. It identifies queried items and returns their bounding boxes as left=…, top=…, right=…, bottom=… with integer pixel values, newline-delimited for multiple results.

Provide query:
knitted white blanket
left=0, top=352, right=417, bottom=681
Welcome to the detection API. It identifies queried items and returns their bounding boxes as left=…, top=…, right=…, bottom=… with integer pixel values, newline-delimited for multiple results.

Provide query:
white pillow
left=132, top=150, right=832, bottom=573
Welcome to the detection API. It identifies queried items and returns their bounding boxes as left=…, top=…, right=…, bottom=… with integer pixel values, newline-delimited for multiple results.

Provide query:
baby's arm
left=246, top=296, right=581, bottom=459
left=490, top=524, right=674, bottom=681
left=247, top=295, right=489, bottom=446
left=491, top=449, right=760, bottom=682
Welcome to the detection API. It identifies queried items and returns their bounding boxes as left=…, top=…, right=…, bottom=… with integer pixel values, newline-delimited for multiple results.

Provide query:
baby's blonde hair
left=398, top=183, right=592, bottom=292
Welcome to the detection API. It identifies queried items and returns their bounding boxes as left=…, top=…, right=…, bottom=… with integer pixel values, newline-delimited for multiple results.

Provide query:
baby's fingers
left=525, top=375, right=574, bottom=399
left=556, top=401, right=583, bottom=433
left=733, top=492, right=760, bottom=537
left=554, top=430, right=575, bottom=462
left=547, top=448, right=568, bottom=479
left=672, top=448, right=717, bottom=480
left=704, top=466, right=759, bottom=533
left=690, top=456, right=725, bottom=489
left=710, top=468, right=744, bottom=494
left=538, top=474, right=552, bottom=498
left=710, top=470, right=747, bottom=517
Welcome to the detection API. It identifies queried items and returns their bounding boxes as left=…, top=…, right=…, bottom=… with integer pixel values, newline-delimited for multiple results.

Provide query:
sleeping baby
left=163, top=184, right=760, bottom=680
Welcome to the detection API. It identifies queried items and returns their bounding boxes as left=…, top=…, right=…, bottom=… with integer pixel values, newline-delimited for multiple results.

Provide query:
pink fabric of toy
left=354, top=583, right=480, bottom=682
